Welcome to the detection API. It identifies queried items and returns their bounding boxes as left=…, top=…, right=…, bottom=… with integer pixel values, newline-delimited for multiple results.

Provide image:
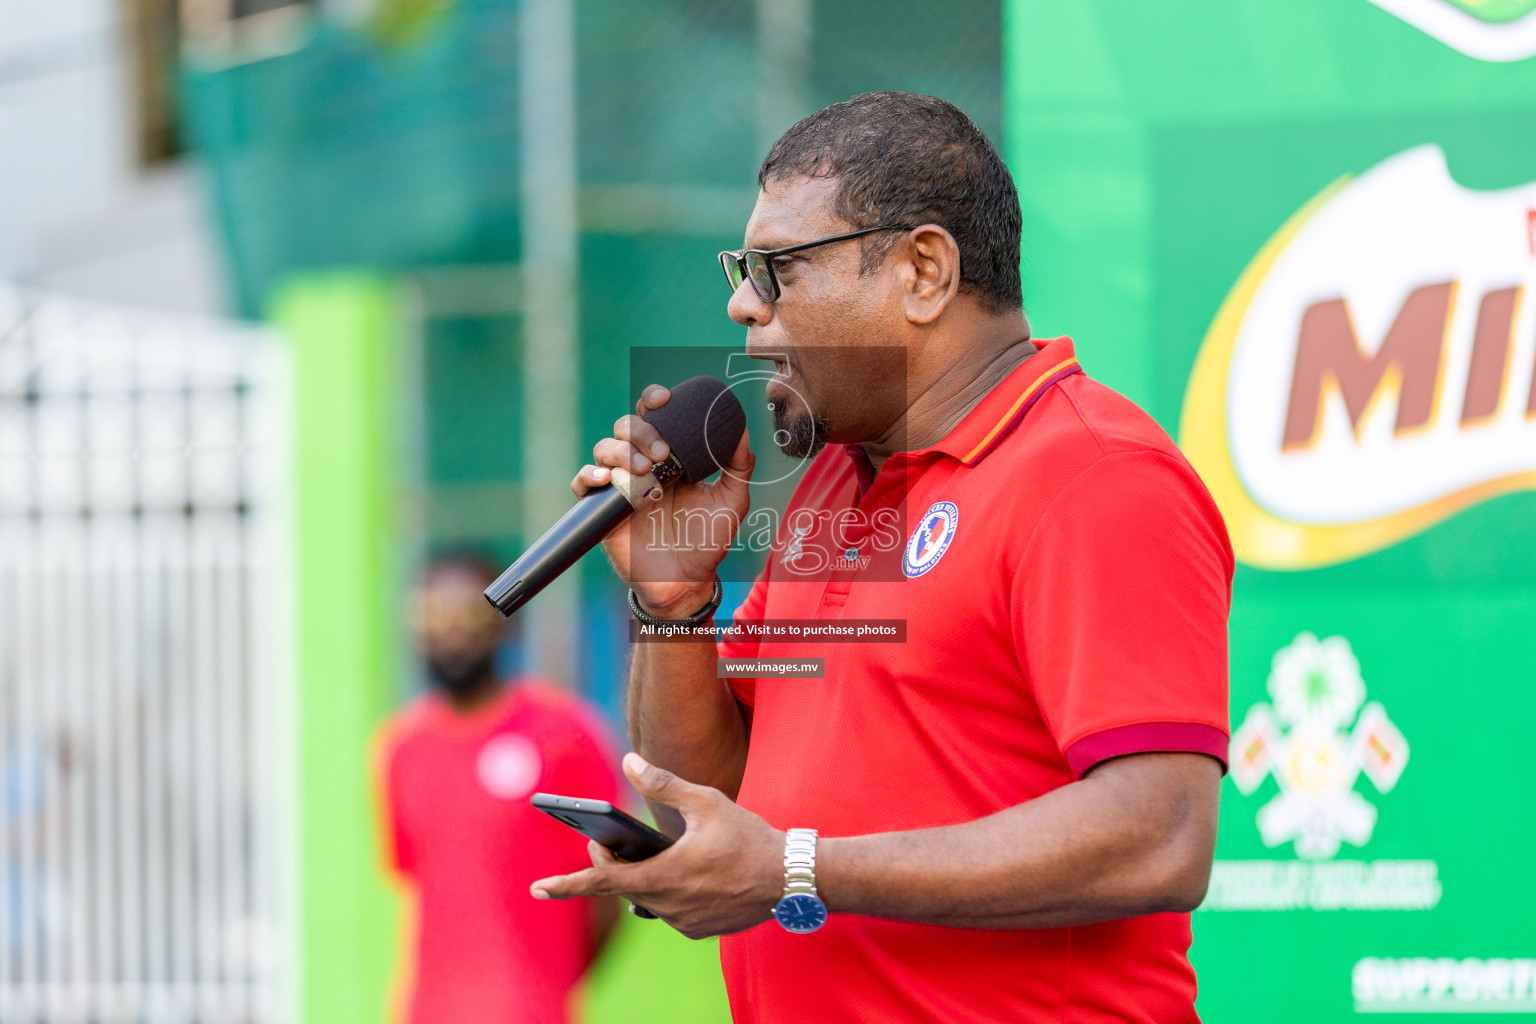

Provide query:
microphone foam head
left=645, top=375, right=747, bottom=484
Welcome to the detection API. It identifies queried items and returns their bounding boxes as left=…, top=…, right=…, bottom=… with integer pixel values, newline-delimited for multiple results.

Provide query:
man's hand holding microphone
left=502, top=376, right=786, bottom=937
left=572, top=382, right=754, bottom=618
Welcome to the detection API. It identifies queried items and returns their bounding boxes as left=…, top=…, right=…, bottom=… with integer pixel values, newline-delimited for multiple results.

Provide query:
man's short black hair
left=758, top=92, right=1022, bottom=313
left=422, top=547, right=502, bottom=587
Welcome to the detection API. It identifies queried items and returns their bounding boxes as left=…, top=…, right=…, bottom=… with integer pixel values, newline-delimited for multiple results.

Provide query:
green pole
left=272, top=273, right=407, bottom=1024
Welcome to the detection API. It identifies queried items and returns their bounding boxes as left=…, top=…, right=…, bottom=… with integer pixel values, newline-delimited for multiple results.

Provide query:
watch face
left=773, top=892, right=828, bottom=933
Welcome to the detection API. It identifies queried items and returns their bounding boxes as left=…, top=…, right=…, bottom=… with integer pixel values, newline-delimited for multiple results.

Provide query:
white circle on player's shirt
left=477, top=733, right=542, bottom=800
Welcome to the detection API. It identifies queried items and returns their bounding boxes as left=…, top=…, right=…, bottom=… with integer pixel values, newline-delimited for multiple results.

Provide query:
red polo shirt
left=716, top=337, right=1232, bottom=1024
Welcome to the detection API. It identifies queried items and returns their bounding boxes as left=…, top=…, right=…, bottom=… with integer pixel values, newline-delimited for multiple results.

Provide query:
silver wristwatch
left=771, top=827, right=828, bottom=933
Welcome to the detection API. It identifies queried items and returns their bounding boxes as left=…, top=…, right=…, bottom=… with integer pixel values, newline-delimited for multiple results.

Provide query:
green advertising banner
left=1006, top=2, right=1536, bottom=1020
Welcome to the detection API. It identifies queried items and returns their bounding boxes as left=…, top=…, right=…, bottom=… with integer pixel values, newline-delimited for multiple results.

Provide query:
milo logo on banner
left=1369, top=0, right=1536, bottom=61
left=1180, top=145, right=1536, bottom=570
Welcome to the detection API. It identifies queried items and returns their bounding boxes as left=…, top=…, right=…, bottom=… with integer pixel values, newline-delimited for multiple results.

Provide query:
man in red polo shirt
left=532, top=93, right=1231, bottom=1023
left=378, top=555, right=621, bottom=1024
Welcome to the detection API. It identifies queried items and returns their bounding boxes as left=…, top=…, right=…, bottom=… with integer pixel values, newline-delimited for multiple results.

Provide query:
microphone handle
left=484, top=484, right=635, bottom=616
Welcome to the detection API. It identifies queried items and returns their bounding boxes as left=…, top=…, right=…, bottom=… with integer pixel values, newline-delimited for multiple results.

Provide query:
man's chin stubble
left=774, top=408, right=830, bottom=460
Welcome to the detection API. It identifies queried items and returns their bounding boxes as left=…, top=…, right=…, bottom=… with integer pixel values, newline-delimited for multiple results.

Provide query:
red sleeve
left=540, top=696, right=629, bottom=865
left=716, top=564, right=771, bottom=707
left=1014, top=450, right=1233, bottom=778
left=543, top=697, right=623, bottom=820
left=372, top=724, right=415, bottom=878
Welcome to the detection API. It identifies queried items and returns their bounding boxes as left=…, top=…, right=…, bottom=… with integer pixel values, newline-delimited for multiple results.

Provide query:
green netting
left=184, top=0, right=1000, bottom=541
left=186, top=9, right=526, bottom=316
left=184, top=0, right=999, bottom=309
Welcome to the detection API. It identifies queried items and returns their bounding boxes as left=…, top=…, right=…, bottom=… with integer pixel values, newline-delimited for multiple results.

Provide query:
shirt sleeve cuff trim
left=1064, top=722, right=1229, bottom=779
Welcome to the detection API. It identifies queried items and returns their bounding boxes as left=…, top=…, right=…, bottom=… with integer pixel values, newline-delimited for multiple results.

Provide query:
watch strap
left=782, top=827, right=819, bottom=898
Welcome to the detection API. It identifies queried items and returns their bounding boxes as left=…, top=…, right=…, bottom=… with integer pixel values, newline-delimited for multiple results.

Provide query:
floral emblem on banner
left=1230, top=632, right=1411, bottom=860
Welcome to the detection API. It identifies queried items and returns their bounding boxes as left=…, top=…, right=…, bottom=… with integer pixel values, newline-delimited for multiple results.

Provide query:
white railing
left=0, top=284, right=292, bottom=1024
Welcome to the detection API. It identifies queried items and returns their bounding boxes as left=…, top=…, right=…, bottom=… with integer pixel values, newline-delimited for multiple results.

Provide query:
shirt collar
left=936, top=336, right=1081, bottom=465
left=843, top=337, right=1081, bottom=479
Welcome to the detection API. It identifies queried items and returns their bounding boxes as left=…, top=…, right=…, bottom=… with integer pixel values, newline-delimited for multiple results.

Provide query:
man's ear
left=900, top=224, right=962, bottom=325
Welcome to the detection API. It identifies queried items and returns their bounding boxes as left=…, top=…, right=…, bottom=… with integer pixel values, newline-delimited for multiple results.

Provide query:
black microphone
left=484, top=375, right=748, bottom=617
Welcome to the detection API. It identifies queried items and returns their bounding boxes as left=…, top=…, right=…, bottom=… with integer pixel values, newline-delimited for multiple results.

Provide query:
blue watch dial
left=773, top=892, right=828, bottom=933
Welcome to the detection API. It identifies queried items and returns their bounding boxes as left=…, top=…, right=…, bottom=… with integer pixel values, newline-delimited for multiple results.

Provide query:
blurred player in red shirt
left=376, top=555, right=621, bottom=1024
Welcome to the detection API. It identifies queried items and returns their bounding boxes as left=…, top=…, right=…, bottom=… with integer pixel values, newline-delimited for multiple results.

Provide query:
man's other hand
left=530, top=753, right=781, bottom=939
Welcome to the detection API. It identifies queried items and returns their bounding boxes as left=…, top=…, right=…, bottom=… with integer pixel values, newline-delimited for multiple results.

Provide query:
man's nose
left=727, top=279, right=773, bottom=326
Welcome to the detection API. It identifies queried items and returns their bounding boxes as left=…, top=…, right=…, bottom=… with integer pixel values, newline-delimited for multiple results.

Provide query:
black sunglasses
left=718, top=225, right=913, bottom=303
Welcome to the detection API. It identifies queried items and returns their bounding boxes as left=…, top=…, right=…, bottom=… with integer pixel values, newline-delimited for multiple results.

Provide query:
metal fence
left=0, top=284, right=292, bottom=1024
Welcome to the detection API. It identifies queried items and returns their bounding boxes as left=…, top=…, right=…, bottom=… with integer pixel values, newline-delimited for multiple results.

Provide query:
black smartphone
left=531, top=792, right=674, bottom=862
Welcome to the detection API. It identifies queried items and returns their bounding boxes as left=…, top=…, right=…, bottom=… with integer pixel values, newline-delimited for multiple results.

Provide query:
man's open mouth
left=765, top=358, right=794, bottom=403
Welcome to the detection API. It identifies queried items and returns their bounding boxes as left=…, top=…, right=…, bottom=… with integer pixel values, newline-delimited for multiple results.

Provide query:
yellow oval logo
left=1179, top=145, right=1536, bottom=569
